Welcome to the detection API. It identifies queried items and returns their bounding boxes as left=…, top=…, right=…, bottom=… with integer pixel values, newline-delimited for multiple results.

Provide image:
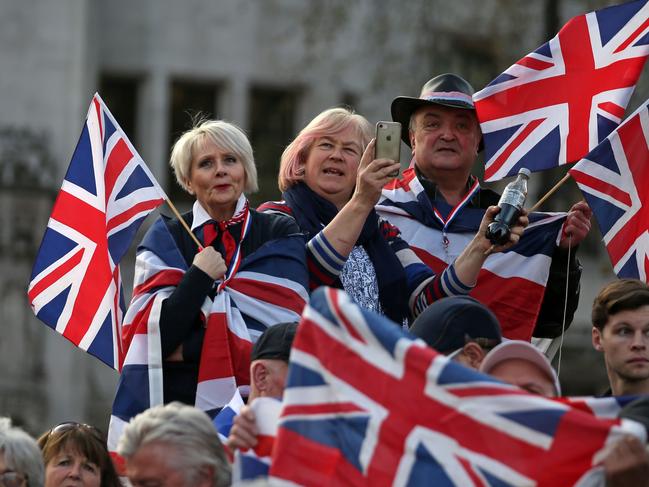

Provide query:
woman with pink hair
left=259, top=107, right=525, bottom=324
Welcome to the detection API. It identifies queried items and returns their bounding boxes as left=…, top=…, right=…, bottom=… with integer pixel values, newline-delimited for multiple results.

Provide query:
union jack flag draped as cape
left=270, top=287, right=646, bottom=486
left=474, top=0, right=649, bottom=182
left=569, top=98, right=649, bottom=281
left=107, top=208, right=309, bottom=461
left=27, top=94, right=166, bottom=369
left=377, top=169, right=565, bottom=341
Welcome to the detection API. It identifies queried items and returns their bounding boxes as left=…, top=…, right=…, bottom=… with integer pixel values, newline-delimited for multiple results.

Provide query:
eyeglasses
left=0, top=471, right=27, bottom=487
left=45, top=422, right=105, bottom=443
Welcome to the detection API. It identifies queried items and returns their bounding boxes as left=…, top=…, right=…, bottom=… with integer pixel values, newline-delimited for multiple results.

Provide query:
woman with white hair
left=119, top=119, right=308, bottom=411
left=118, top=402, right=230, bottom=487
left=0, top=418, right=44, bottom=487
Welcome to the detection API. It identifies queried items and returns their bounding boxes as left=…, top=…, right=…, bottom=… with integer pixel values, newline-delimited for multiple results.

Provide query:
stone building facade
left=0, top=0, right=641, bottom=434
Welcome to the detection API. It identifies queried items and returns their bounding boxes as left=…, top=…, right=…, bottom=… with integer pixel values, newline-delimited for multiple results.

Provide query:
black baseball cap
left=409, top=296, right=501, bottom=354
left=250, top=322, right=298, bottom=362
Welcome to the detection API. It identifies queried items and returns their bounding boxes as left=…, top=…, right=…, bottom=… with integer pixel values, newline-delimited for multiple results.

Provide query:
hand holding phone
left=375, top=121, right=402, bottom=177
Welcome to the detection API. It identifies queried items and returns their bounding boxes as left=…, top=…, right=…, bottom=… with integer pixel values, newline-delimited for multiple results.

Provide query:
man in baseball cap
left=226, top=322, right=297, bottom=453
left=480, top=340, right=561, bottom=397
left=377, top=73, right=591, bottom=340
left=248, top=321, right=297, bottom=401
left=410, top=295, right=501, bottom=370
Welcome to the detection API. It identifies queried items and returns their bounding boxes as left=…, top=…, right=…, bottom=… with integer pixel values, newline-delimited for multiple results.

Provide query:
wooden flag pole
left=529, top=173, right=571, bottom=212
left=164, top=199, right=204, bottom=249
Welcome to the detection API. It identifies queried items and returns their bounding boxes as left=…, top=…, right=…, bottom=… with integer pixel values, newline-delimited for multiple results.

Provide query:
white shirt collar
left=189, top=195, right=248, bottom=231
left=190, top=201, right=212, bottom=231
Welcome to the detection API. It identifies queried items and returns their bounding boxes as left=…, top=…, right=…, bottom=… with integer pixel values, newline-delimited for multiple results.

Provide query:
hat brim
left=390, top=96, right=483, bottom=150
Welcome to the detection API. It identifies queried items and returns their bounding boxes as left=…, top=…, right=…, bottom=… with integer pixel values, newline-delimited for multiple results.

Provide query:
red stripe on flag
left=132, top=269, right=184, bottom=296
left=228, top=278, right=306, bottom=315
left=121, top=300, right=154, bottom=353
left=614, top=17, right=649, bottom=53
left=517, top=56, right=554, bottom=71
left=569, top=169, right=632, bottom=207
left=282, top=402, right=365, bottom=417
left=252, top=434, right=275, bottom=457
left=458, top=456, right=489, bottom=487
left=198, top=313, right=252, bottom=385
left=484, top=118, right=545, bottom=180
left=598, top=101, right=625, bottom=120
left=104, top=138, right=133, bottom=203
left=28, top=248, right=84, bottom=302
left=93, top=97, right=103, bottom=142
left=329, top=289, right=365, bottom=343
left=106, top=198, right=165, bottom=233
left=271, top=427, right=365, bottom=485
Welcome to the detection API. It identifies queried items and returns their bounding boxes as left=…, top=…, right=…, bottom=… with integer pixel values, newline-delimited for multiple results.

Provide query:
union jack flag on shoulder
left=377, top=169, right=566, bottom=341
left=569, top=98, right=649, bottom=281
left=27, top=94, right=166, bottom=369
left=474, top=0, right=649, bottom=182
left=107, top=207, right=309, bottom=462
left=270, top=287, right=646, bottom=486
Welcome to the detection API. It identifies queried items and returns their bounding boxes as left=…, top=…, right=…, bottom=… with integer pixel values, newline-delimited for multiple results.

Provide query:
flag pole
left=164, top=199, right=204, bottom=249
left=529, top=174, right=571, bottom=212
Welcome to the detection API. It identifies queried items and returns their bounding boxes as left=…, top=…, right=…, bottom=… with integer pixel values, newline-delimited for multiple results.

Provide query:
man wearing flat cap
left=377, top=73, right=592, bottom=338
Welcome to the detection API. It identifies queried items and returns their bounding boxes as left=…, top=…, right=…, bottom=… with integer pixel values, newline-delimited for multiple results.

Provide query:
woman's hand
left=192, top=246, right=227, bottom=280
left=351, top=139, right=401, bottom=212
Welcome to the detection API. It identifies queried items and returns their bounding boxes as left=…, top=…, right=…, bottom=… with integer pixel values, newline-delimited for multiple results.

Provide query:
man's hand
left=603, top=435, right=649, bottom=487
left=227, top=405, right=258, bottom=451
left=559, top=200, right=592, bottom=249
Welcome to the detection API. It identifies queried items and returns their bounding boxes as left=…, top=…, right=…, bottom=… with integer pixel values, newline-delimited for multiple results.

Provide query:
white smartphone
left=375, top=121, right=402, bottom=177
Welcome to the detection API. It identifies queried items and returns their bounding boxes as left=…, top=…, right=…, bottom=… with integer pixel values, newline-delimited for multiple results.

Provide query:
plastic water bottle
left=486, top=168, right=530, bottom=245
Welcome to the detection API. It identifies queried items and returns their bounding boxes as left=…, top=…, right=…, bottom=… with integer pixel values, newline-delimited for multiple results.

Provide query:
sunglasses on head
left=46, top=422, right=105, bottom=443
left=0, top=471, right=27, bottom=487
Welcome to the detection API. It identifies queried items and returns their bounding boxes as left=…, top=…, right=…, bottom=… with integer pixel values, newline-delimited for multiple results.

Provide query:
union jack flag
left=27, top=94, right=166, bottom=369
left=474, top=0, right=649, bottom=182
left=569, top=99, right=649, bottom=281
left=270, top=287, right=645, bottom=486
left=378, top=169, right=566, bottom=341
left=107, top=208, right=308, bottom=466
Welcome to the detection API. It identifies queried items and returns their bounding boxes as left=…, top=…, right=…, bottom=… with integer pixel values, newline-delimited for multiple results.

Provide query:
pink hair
left=278, top=107, right=373, bottom=192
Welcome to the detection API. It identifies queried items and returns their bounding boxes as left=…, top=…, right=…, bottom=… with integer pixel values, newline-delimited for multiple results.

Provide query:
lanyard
left=432, top=177, right=480, bottom=253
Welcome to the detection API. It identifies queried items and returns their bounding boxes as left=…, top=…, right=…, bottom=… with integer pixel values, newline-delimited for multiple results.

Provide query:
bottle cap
left=518, top=168, right=531, bottom=178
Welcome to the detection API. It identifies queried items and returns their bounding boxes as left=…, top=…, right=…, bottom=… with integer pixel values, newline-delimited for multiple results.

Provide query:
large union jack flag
left=474, top=0, right=649, bottom=182
left=569, top=99, right=649, bottom=281
left=27, top=94, right=166, bottom=369
left=270, top=287, right=645, bottom=486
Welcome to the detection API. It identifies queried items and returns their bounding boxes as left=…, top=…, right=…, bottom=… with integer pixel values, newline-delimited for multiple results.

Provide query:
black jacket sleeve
left=533, top=246, right=582, bottom=338
left=159, top=265, right=214, bottom=360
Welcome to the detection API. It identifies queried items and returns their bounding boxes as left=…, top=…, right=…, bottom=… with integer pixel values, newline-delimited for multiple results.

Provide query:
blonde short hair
left=278, top=107, right=372, bottom=192
left=170, top=119, right=258, bottom=194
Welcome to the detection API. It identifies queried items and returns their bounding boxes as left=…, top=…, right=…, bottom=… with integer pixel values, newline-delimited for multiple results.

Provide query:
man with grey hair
left=117, top=402, right=231, bottom=487
left=0, top=417, right=44, bottom=487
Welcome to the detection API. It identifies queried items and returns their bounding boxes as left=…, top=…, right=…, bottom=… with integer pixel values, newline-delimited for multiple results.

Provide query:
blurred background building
left=0, top=0, right=643, bottom=435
